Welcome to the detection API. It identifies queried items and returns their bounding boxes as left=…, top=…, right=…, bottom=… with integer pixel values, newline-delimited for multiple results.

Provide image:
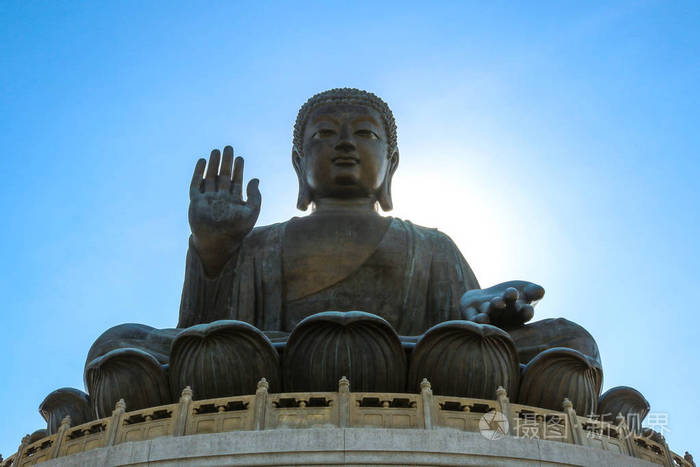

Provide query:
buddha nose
left=335, top=125, right=356, bottom=153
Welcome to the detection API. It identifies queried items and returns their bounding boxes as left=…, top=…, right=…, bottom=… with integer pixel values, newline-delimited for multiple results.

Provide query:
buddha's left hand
left=459, top=280, right=545, bottom=331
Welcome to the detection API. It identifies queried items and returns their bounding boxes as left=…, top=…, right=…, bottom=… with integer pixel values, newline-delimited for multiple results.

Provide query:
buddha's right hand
left=188, top=146, right=261, bottom=276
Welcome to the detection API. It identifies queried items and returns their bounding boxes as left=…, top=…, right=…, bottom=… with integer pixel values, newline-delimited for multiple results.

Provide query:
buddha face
left=294, top=103, right=397, bottom=207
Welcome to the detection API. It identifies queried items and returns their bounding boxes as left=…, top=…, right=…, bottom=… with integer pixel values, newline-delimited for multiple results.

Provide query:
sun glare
left=391, top=162, right=512, bottom=287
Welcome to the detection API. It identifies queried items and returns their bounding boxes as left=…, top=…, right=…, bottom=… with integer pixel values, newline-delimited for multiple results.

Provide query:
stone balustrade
left=2, top=378, right=692, bottom=467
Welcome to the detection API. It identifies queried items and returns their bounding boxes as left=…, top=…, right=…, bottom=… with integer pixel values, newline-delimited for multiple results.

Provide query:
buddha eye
left=312, top=129, right=337, bottom=139
left=354, top=129, right=379, bottom=140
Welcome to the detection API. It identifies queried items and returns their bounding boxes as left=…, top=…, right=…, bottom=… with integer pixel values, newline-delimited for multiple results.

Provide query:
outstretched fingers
left=219, top=146, right=234, bottom=192
left=479, top=300, right=492, bottom=316
left=473, top=313, right=490, bottom=324
left=232, top=156, right=244, bottom=199
left=246, top=178, right=261, bottom=212
left=503, top=287, right=519, bottom=303
left=490, top=296, right=506, bottom=309
left=189, top=158, right=207, bottom=198
left=516, top=303, right=535, bottom=323
left=205, top=149, right=221, bottom=192
left=464, top=305, right=487, bottom=323
left=485, top=296, right=506, bottom=324
left=523, top=283, right=545, bottom=302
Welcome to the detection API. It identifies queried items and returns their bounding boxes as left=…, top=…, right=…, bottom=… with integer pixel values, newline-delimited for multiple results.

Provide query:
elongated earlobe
left=292, top=148, right=312, bottom=211
left=378, top=149, right=399, bottom=212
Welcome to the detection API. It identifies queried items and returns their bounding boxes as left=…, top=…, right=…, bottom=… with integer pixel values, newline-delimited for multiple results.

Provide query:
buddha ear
left=378, top=148, right=399, bottom=212
left=292, top=147, right=312, bottom=211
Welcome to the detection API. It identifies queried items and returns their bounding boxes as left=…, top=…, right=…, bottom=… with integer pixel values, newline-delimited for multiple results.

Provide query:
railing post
left=105, top=399, right=126, bottom=446
left=50, top=415, right=71, bottom=459
left=496, top=386, right=515, bottom=436
left=563, top=398, right=586, bottom=446
left=338, top=376, right=350, bottom=428
left=173, top=386, right=193, bottom=436
left=253, top=378, right=269, bottom=430
left=12, top=434, right=30, bottom=467
left=420, top=379, right=434, bottom=430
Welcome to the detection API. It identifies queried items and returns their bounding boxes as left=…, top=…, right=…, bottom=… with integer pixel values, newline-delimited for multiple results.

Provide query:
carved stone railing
left=2, top=378, right=692, bottom=467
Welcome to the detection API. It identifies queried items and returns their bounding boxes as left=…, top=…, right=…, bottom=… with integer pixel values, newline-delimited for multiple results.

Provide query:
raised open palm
left=189, top=146, right=261, bottom=248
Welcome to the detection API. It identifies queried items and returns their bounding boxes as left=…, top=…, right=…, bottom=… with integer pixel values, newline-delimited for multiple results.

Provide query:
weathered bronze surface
left=169, top=320, right=280, bottom=400
left=282, top=311, right=406, bottom=392
left=85, top=348, right=171, bottom=418
left=407, top=320, right=520, bottom=399
left=39, top=388, right=92, bottom=435
left=518, top=347, right=602, bottom=415
left=36, top=88, right=645, bottom=433
left=176, top=90, right=568, bottom=341
left=598, top=386, right=650, bottom=433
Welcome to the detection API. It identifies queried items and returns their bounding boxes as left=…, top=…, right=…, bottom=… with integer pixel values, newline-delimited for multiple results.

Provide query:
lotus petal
left=169, top=320, right=280, bottom=400
left=408, top=320, right=520, bottom=398
left=518, top=347, right=602, bottom=415
left=85, top=348, right=171, bottom=418
left=283, top=311, right=406, bottom=392
left=39, top=388, right=93, bottom=434
left=598, top=386, right=650, bottom=433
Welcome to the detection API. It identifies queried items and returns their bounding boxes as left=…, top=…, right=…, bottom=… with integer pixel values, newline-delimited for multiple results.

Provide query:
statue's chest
left=282, top=215, right=392, bottom=301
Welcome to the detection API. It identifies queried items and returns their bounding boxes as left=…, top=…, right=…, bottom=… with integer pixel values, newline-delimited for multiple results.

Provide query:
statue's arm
left=178, top=236, right=241, bottom=328
left=188, top=146, right=261, bottom=277
left=179, top=146, right=261, bottom=327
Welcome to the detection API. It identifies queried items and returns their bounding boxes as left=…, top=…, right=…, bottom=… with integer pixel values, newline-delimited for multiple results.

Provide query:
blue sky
left=1, top=0, right=698, bottom=457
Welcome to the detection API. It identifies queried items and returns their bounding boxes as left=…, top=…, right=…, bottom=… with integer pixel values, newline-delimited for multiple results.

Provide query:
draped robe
left=84, top=216, right=602, bottom=417
left=178, top=217, right=480, bottom=336
left=87, top=216, right=600, bottom=384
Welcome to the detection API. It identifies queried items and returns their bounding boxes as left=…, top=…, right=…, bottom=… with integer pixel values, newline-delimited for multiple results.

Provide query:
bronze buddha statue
left=177, top=87, right=599, bottom=360
left=42, top=89, right=630, bottom=429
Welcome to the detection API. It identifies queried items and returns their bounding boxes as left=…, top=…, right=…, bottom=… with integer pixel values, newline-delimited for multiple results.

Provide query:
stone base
left=36, top=428, right=655, bottom=467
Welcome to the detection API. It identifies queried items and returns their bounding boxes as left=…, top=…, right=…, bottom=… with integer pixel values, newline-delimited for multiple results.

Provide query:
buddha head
left=292, top=88, right=399, bottom=211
